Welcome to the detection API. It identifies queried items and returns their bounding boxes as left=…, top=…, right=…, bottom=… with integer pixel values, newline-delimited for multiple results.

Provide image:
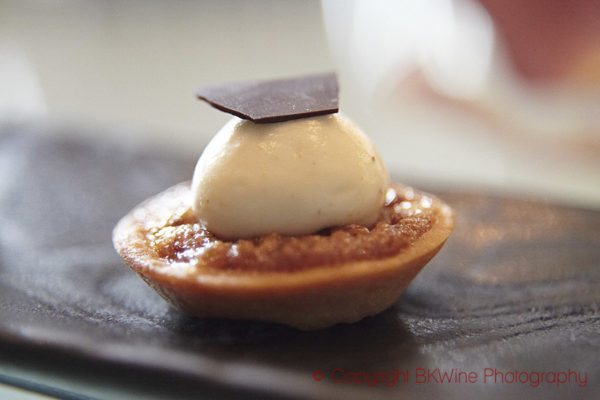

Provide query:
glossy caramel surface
left=134, top=183, right=438, bottom=272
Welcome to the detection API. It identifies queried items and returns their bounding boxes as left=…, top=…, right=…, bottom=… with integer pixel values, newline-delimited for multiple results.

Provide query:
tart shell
left=113, top=183, right=454, bottom=330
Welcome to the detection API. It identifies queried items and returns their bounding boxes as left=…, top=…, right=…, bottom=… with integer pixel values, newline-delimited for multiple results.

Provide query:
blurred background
left=1, top=0, right=599, bottom=208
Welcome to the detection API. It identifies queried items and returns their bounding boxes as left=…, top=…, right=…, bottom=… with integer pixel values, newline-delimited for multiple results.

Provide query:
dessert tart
left=113, top=182, right=453, bottom=330
left=113, top=73, right=454, bottom=330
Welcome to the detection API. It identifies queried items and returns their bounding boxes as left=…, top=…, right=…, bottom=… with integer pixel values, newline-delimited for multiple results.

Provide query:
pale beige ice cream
left=191, top=113, right=389, bottom=240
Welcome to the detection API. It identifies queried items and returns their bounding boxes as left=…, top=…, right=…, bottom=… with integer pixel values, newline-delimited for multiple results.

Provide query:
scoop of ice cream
left=191, top=113, right=389, bottom=240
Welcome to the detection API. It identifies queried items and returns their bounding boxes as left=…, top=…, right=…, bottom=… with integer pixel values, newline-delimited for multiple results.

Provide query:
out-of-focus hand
left=478, top=0, right=600, bottom=87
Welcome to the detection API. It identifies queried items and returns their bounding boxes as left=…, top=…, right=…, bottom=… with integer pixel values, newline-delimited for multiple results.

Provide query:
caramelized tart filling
left=134, top=184, right=437, bottom=273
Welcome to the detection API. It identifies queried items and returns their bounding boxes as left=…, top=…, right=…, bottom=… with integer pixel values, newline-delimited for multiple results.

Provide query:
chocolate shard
left=196, top=72, right=339, bottom=123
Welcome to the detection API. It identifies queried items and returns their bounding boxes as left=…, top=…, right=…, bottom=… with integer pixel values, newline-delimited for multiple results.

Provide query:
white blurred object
left=0, top=46, right=46, bottom=119
left=322, top=0, right=600, bottom=208
left=340, top=0, right=494, bottom=101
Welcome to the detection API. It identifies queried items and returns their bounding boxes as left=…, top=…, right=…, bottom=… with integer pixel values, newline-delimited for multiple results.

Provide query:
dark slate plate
left=0, top=125, right=599, bottom=400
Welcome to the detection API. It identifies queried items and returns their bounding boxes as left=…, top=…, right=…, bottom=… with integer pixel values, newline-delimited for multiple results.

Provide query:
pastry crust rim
left=113, top=184, right=454, bottom=291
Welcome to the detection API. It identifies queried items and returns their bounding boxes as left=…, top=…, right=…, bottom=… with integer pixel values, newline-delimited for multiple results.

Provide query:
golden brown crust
left=113, top=182, right=454, bottom=330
